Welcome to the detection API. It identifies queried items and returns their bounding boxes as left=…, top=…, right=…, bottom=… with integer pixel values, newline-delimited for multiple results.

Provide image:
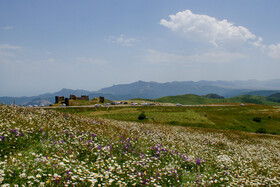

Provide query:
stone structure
left=55, top=96, right=65, bottom=103
left=55, top=94, right=90, bottom=106
left=69, top=95, right=89, bottom=101
left=65, top=98, right=70, bottom=106
left=99, top=96, right=105, bottom=103
left=69, top=95, right=77, bottom=100
left=80, top=95, right=89, bottom=101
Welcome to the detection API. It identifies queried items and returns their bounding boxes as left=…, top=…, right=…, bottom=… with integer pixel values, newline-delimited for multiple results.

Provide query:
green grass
left=154, top=94, right=222, bottom=105
left=138, top=94, right=280, bottom=105
left=225, top=95, right=280, bottom=105
left=53, top=105, right=280, bottom=135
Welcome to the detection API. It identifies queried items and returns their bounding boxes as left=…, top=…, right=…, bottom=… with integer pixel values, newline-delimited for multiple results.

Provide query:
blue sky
left=1, top=0, right=280, bottom=96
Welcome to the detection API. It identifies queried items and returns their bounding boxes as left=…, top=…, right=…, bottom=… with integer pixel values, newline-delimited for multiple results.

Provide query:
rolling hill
left=151, top=94, right=280, bottom=105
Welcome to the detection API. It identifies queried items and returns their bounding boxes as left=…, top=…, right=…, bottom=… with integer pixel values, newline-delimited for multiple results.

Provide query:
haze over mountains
left=1, top=79, right=280, bottom=106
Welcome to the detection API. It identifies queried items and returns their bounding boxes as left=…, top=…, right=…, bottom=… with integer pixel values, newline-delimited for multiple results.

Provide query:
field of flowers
left=0, top=105, right=280, bottom=186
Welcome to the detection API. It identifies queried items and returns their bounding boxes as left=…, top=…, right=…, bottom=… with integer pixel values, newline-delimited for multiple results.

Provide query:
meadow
left=1, top=105, right=280, bottom=186
left=55, top=105, right=280, bottom=135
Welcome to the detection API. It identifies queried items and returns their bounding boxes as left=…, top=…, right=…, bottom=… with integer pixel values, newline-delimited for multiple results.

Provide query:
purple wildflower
left=10, top=129, right=18, bottom=135
left=67, top=169, right=71, bottom=175
left=0, top=136, right=5, bottom=141
left=196, top=158, right=202, bottom=165
left=196, top=175, right=200, bottom=183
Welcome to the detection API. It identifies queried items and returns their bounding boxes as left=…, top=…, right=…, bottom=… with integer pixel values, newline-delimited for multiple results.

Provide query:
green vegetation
left=137, top=112, right=147, bottom=120
left=54, top=105, right=280, bottom=135
left=149, top=94, right=280, bottom=105
left=155, top=94, right=222, bottom=105
left=203, top=93, right=224, bottom=99
left=252, top=117, right=262, bottom=122
left=255, top=127, right=267, bottom=134
left=269, top=92, right=280, bottom=98
left=1, top=105, right=280, bottom=186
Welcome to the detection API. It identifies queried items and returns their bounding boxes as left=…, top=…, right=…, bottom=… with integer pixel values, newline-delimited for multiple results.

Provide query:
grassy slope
left=54, top=105, right=280, bottom=135
left=152, top=94, right=280, bottom=105
left=154, top=94, right=221, bottom=105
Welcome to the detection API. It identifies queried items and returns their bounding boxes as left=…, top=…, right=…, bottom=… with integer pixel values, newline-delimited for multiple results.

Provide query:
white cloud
left=2, top=26, right=14, bottom=30
left=159, top=9, right=280, bottom=60
left=48, top=58, right=55, bottom=63
left=76, top=57, right=108, bottom=65
left=0, top=44, right=21, bottom=50
left=160, top=10, right=257, bottom=47
left=145, top=49, right=244, bottom=64
left=108, top=34, right=138, bottom=46
left=0, top=44, right=22, bottom=62
left=0, top=51, right=16, bottom=59
left=268, top=43, right=280, bottom=59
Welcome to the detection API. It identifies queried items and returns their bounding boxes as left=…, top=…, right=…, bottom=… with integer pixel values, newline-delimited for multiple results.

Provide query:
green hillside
left=154, top=94, right=221, bottom=105
left=152, top=94, right=280, bottom=105
left=225, top=95, right=280, bottom=105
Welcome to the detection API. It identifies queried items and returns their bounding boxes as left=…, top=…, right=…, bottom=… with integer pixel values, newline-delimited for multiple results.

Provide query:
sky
left=1, top=0, right=280, bottom=97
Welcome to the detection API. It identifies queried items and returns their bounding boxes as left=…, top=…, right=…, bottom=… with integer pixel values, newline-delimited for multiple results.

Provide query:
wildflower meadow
left=0, top=105, right=279, bottom=186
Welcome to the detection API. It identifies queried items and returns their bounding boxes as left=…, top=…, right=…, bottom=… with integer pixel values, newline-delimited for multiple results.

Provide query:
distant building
left=99, top=96, right=105, bottom=103
left=69, top=95, right=89, bottom=101
left=55, top=94, right=89, bottom=106
left=55, top=96, right=65, bottom=103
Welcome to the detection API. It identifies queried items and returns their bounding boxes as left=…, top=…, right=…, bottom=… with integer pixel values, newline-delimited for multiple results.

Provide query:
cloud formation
left=160, top=10, right=258, bottom=48
left=160, top=10, right=257, bottom=47
left=0, top=44, right=21, bottom=50
left=0, top=43, right=21, bottom=61
left=2, top=26, right=14, bottom=30
left=108, top=34, right=138, bottom=46
left=160, top=9, right=280, bottom=60
left=268, top=43, right=280, bottom=59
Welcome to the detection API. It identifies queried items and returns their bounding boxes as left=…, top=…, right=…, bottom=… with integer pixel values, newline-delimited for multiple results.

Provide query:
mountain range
left=1, top=79, right=280, bottom=106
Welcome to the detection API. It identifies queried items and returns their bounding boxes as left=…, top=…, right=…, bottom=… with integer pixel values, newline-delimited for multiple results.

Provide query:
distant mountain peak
left=60, top=88, right=73, bottom=91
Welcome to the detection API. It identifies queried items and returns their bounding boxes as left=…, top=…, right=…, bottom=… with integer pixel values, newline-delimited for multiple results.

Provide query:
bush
left=252, top=117, right=261, bottom=122
left=138, top=112, right=147, bottom=120
left=255, top=127, right=267, bottom=134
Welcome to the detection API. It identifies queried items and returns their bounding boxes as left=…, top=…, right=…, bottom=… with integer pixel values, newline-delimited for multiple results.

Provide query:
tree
left=138, top=112, right=147, bottom=120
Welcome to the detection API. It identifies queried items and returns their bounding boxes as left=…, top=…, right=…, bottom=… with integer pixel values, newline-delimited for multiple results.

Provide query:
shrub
left=252, top=117, right=261, bottom=122
left=256, top=127, right=267, bottom=134
left=138, top=112, right=147, bottom=120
